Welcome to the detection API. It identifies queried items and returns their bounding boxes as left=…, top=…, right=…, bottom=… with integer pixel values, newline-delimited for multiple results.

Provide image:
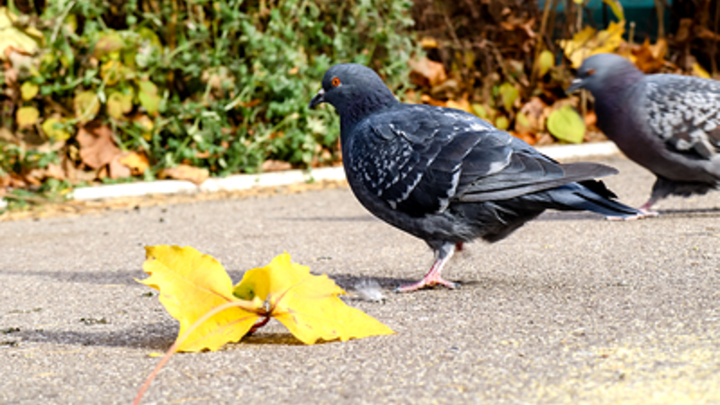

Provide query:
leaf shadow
left=240, top=332, right=305, bottom=346
left=0, top=269, right=147, bottom=286
left=14, top=322, right=177, bottom=351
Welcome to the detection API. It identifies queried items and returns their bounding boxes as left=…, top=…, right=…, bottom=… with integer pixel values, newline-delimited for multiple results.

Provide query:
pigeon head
left=309, top=64, right=398, bottom=128
left=567, top=53, right=642, bottom=95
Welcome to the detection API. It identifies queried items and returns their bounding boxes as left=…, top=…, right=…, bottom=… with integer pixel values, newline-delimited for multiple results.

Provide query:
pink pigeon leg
left=395, top=243, right=458, bottom=293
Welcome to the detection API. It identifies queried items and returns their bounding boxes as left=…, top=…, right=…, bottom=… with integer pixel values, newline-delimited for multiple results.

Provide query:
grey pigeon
left=569, top=53, right=720, bottom=215
left=310, top=64, right=641, bottom=292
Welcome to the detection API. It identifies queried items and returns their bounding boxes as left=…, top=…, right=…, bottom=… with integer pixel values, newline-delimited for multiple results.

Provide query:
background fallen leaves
left=2, top=0, right=720, bottom=206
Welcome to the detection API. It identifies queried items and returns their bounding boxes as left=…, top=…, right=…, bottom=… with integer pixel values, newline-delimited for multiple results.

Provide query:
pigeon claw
left=394, top=276, right=459, bottom=293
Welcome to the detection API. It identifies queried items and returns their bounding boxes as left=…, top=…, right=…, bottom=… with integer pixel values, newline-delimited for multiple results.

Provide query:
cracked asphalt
left=0, top=156, right=719, bottom=404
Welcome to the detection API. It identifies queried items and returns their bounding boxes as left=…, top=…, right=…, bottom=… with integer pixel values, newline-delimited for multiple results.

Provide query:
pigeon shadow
left=655, top=207, right=720, bottom=218
left=273, top=215, right=377, bottom=222
left=327, top=274, right=417, bottom=291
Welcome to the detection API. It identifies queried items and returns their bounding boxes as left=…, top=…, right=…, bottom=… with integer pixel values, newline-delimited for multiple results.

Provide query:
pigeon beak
left=566, top=78, right=584, bottom=94
left=308, top=88, right=325, bottom=109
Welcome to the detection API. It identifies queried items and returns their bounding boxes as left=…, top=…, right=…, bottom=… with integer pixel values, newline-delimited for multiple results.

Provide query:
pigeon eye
left=586, top=68, right=596, bottom=77
left=332, top=77, right=341, bottom=87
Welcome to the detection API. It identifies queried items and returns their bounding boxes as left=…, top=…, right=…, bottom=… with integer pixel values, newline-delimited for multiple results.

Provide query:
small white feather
left=354, top=279, right=386, bottom=303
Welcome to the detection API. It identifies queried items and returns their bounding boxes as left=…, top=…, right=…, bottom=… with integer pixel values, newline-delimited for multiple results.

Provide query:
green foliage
left=1, top=0, right=415, bottom=185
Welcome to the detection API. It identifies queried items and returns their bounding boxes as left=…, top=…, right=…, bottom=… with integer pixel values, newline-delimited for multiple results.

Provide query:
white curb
left=0, top=141, right=620, bottom=207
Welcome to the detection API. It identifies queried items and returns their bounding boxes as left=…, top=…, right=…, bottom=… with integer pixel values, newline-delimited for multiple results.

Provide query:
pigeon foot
left=394, top=276, right=458, bottom=293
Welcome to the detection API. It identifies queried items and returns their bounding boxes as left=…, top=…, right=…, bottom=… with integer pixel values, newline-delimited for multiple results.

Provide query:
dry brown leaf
left=409, top=57, right=447, bottom=88
left=261, top=160, right=292, bottom=172
left=159, top=164, right=209, bottom=185
left=109, top=153, right=132, bottom=179
left=119, top=151, right=150, bottom=176
left=76, top=123, right=121, bottom=169
left=27, top=162, right=65, bottom=182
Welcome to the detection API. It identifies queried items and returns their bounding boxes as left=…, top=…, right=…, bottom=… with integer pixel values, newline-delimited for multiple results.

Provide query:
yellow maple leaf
left=138, top=245, right=262, bottom=352
left=233, top=252, right=395, bottom=345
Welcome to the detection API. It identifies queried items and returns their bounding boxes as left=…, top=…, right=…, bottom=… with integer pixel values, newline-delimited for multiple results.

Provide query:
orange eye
left=332, top=77, right=341, bottom=87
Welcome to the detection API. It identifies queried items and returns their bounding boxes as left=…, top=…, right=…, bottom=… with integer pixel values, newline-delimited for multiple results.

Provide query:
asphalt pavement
left=0, top=156, right=719, bottom=404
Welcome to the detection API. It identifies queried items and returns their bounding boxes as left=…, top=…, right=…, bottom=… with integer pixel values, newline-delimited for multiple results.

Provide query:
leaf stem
left=132, top=300, right=262, bottom=405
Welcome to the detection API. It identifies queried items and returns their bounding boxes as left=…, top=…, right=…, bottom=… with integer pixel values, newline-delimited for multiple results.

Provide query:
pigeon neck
left=339, top=91, right=399, bottom=133
left=591, top=68, right=644, bottom=118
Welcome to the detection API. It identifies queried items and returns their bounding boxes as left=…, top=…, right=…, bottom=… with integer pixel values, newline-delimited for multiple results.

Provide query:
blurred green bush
left=0, top=0, right=415, bottom=190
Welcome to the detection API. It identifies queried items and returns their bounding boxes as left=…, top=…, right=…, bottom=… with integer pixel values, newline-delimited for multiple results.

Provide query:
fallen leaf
left=632, top=39, right=667, bottom=73
left=27, top=162, right=65, bottom=181
left=420, top=37, right=438, bottom=49
left=446, top=98, right=473, bottom=113
left=559, top=21, right=625, bottom=68
left=100, top=60, right=123, bottom=86
left=74, top=91, right=100, bottom=124
left=132, top=114, right=154, bottom=140
left=602, top=0, right=624, bottom=21
left=159, top=164, right=209, bottom=185
left=0, top=7, right=41, bottom=60
left=471, top=103, right=496, bottom=122
left=119, top=151, right=150, bottom=175
left=108, top=154, right=131, bottom=179
left=94, top=31, right=124, bottom=59
left=517, top=97, right=547, bottom=133
left=498, top=82, right=519, bottom=111
left=409, top=57, right=447, bottom=87
left=20, top=82, right=38, bottom=101
left=138, top=246, right=261, bottom=352
left=692, top=63, right=711, bottom=79
left=536, top=50, right=554, bottom=77
left=107, top=91, right=133, bottom=119
left=495, top=115, right=509, bottom=130
left=547, top=105, right=585, bottom=144
left=138, top=80, right=160, bottom=116
left=420, top=94, right=447, bottom=107
left=261, top=160, right=292, bottom=172
left=41, top=117, right=71, bottom=141
left=76, top=123, right=121, bottom=169
left=16, top=106, right=39, bottom=128
left=234, top=253, right=394, bottom=345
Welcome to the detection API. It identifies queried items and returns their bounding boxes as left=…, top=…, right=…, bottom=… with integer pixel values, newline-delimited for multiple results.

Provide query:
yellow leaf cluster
left=138, top=246, right=393, bottom=352
left=559, top=21, right=625, bottom=68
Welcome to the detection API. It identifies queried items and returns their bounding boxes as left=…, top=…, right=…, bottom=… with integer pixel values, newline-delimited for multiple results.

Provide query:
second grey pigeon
left=569, top=53, right=720, bottom=215
left=310, top=63, right=641, bottom=292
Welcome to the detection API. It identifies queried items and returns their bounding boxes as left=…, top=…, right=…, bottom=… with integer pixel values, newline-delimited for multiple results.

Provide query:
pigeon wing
left=643, top=75, right=720, bottom=159
left=350, top=106, right=612, bottom=216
